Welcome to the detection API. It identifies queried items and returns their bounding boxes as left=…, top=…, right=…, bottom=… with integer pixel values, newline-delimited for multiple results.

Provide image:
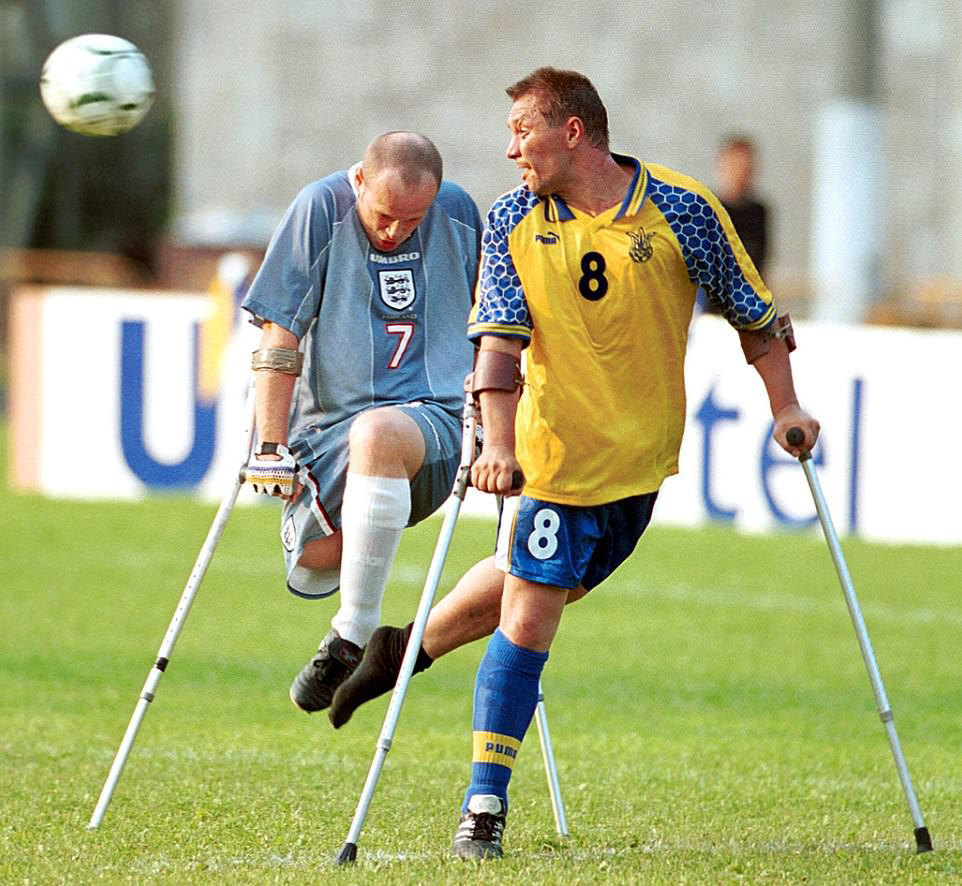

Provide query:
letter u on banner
left=120, top=320, right=217, bottom=488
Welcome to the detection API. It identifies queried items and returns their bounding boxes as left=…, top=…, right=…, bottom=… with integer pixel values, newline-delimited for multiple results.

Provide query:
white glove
left=246, top=443, right=297, bottom=496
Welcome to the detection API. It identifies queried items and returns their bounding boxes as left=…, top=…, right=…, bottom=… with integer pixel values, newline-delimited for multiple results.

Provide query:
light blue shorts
left=495, top=491, right=658, bottom=591
left=281, top=401, right=461, bottom=598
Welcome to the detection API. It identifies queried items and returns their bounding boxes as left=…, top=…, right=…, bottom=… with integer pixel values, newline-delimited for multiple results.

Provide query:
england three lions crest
left=378, top=269, right=416, bottom=310
left=628, top=227, right=657, bottom=263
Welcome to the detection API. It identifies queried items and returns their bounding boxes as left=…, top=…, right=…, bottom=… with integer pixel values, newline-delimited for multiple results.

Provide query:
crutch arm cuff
left=469, top=349, right=523, bottom=395
left=739, top=314, right=796, bottom=364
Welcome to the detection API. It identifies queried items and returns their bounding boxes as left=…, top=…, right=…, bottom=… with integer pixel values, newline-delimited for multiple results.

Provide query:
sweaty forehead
left=366, top=172, right=436, bottom=216
left=508, top=95, right=546, bottom=128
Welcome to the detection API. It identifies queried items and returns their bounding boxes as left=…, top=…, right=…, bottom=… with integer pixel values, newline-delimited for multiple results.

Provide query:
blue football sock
left=463, top=628, right=548, bottom=813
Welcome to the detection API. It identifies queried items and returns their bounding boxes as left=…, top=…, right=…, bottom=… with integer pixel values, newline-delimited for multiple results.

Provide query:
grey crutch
left=336, top=382, right=568, bottom=863
left=88, top=390, right=256, bottom=829
left=535, top=679, right=569, bottom=837
left=787, top=426, right=931, bottom=853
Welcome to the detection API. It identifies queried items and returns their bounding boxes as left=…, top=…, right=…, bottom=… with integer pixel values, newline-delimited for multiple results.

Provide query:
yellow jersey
left=468, top=156, right=776, bottom=506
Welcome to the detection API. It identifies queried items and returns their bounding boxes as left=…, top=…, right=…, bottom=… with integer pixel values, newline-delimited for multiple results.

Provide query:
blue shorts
left=495, top=492, right=658, bottom=591
left=281, top=401, right=461, bottom=599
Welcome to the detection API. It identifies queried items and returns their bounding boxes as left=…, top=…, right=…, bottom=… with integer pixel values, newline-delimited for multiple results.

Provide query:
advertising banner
left=9, top=287, right=961, bottom=545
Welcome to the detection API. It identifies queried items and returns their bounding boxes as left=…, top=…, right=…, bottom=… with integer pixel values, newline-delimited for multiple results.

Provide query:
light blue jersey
left=241, top=169, right=481, bottom=597
left=242, top=169, right=481, bottom=456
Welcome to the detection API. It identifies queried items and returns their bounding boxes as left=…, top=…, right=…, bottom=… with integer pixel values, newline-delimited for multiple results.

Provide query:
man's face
left=717, top=144, right=756, bottom=199
left=355, top=169, right=438, bottom=252
left=506, top=93, right=572, bottom=196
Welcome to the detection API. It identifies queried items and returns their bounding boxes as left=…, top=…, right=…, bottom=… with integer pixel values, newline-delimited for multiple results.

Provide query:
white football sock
left=331, top=473, right=410, bottom=647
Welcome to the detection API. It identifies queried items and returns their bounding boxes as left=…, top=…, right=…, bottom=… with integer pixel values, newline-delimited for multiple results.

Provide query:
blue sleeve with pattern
left=468, top=190, right=533, bottom=343
left=648, top=174, right=775, bottom=330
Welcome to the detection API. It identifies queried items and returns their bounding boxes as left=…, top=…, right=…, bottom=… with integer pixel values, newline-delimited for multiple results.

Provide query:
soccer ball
left=39, top=34, right=155, bottom=137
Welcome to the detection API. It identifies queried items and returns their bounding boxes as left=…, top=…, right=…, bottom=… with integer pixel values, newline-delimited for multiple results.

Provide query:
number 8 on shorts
left=496, top=496, right=578, bottom=589
left=527, top=509, right=561, bottom=560
left=495, top=491, right=658, bottom=592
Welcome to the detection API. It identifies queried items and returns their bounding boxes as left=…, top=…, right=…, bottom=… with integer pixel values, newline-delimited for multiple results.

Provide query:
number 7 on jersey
left=385, top=322, right=414, bottom=369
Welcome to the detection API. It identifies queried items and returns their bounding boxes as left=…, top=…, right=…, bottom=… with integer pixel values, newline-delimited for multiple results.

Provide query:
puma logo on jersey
left=534, top=231, right=559, bottom=245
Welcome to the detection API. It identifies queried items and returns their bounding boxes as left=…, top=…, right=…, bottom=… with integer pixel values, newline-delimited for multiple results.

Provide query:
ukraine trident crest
left=628, top=227, right=656, bottom=263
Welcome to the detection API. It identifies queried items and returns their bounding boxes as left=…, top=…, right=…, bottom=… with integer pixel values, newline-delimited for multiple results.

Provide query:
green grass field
left=2, top=429, right=961, bottom=884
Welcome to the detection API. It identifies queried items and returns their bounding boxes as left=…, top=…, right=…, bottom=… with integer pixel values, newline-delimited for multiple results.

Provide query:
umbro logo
left=534, top=231, right=559, bottom=245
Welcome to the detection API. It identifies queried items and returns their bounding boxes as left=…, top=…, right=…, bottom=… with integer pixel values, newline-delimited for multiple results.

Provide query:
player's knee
left=500, top=611, right=554, bottom=652
left=348, top=408, right=423, bottom=474
left=297, top=532, right=342, bottom=570
left=349, top=409, right=403, bottom=455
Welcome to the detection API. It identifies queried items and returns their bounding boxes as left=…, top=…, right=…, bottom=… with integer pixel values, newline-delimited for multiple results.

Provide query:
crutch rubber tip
left=914, top=826, right=933, bottom=853
left=335, top=842, right=358, bottom=865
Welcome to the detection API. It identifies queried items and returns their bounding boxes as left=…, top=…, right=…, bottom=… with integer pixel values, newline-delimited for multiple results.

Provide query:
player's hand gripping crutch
left=335, top=380, right=567, bottom=864
left=87, top=387, right=257, bottom=829
left=786, top=427, right=932, bottom=853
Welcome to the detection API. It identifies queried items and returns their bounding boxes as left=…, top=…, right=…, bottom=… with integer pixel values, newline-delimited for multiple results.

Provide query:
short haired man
left=698, top=134, right=771, bottom=315
left=716, top=134, right=769, bottom=276
left=332, top=73, right=819, bottom=859
left=241, top=131, right=482, bottom=713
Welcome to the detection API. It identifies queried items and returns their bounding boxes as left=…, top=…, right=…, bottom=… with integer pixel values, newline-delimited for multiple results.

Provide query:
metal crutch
left=535, top=679, right=569, bottom=837
left=335, top=384, right=479, bottom=863
left=336, top=383, right=569, bottom=863
left=88, top=388, right=256, bottom=829
left=787, top=427, right=932, bottom=853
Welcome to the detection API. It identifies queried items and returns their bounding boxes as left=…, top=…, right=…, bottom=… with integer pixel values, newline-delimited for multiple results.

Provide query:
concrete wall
left=170, top=0, right=962, bottom=307
left=881, top=0, right=962, bottom=280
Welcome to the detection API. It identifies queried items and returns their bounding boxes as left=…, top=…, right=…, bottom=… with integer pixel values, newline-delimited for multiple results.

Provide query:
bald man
left=241, top=132, right=482, bottom=714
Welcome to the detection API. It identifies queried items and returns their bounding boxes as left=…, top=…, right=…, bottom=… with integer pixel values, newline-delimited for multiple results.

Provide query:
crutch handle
left=786, top=426, right=812, bottom=461
left=466, top=469, right=525, bottom=492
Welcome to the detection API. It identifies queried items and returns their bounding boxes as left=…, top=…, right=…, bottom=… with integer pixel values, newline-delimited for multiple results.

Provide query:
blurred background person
left=698, top=134, right=769, bottom=315
left=716, top=134, right=769, bottom=276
